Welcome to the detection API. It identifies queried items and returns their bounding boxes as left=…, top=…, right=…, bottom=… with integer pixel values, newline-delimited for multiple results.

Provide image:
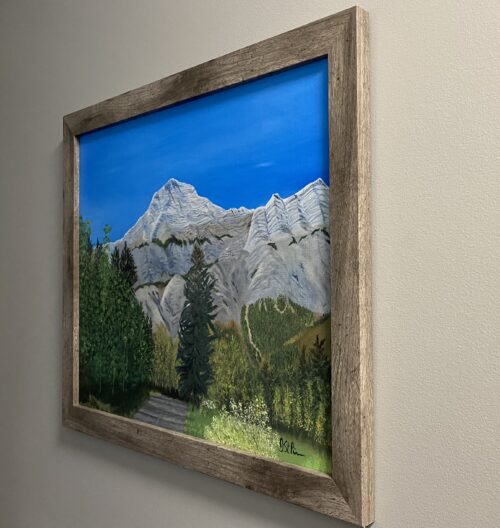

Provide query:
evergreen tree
left=79, top=217, right=94, bottom=396
left=308, top=336, right=331, bottom=446
left=176, top=245, right=216, bottom=405
left=110, top=246, right=120, bottom=272
left=79, top=218, right=153, bottom=409
left=310, top=335, right=329, bottom=382
left=111, top=242, right=137, bottom=288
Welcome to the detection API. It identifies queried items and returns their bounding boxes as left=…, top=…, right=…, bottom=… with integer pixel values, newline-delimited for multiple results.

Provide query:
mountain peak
left=163, top=177, right=186, bottom=188
left=120, top=178, right=226, bottom=244
left=164, top=177, right=180, bottom=187
left=302, top=178, right=327, bottom=191
left=161, top=178, right=195, bottom=192
left=150, top=178, right=198, bottom=205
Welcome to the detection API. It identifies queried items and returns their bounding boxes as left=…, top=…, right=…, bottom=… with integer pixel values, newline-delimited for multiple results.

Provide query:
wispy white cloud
left=255, top=161, right=274, bottom=168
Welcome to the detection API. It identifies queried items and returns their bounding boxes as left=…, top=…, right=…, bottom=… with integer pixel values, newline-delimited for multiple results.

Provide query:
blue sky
left=80, top=58, right=328, bottom=242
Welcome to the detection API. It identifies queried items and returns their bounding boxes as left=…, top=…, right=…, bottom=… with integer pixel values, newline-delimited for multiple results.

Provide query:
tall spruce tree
left=176, top=244, right=216, bottom=405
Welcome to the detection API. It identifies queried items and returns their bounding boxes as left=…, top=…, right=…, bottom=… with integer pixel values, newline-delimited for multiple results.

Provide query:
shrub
left=86, top=395, right=113, bottom=413
left=208, top=328, right=261, bottom=409
left=204, top=398, right=279, bottom=459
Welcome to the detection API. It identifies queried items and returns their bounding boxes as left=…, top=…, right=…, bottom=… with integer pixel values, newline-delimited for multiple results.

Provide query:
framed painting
left=63, top=6, right=372, bottom=526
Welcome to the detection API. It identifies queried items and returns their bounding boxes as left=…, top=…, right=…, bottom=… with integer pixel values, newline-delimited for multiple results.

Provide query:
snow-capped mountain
left=113, top=178, right=330, bottom=335
left=122, top=179, right=251, bottom=244
left=244, top=179, right=329, bottom=253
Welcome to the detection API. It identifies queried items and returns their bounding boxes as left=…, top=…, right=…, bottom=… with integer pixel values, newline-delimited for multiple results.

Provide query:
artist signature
left=279, top=437, right=305, bottom=457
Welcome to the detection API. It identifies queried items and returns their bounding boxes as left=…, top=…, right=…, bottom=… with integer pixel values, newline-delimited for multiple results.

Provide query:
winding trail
left=134, top=394, right=188, bottom=433
left=244, top=304, right=262, bottom=362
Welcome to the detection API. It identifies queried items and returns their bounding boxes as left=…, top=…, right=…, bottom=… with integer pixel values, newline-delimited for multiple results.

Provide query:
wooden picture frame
left=63, top=6, right=372, bottom=526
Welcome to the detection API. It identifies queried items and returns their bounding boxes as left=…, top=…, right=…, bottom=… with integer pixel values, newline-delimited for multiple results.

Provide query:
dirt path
left=134, top=394, right=188, bottom=433
left=244, top=304, right=262, bottom=361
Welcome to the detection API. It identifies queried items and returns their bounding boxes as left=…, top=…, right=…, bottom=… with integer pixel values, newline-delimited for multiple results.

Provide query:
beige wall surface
left=1, top=1, right=499, bottom=527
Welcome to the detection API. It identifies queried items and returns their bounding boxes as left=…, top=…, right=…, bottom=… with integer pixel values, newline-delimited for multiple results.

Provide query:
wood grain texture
left=356, top=11, right=373, bottom=526
left=63, top=6, right=372, bottom=526
left=329, top=8, right=373, bottom=526
left=63, top=120, right=79, bottom=418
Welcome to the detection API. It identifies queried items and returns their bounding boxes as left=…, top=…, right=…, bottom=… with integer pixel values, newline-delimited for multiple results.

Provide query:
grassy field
left=184, top=405, right=216, bottom=438
left=275, top=429, right=331, bottom=475
left=185, top=406, right=331, bottom=475
left=286, top=314, right=331, bottom=354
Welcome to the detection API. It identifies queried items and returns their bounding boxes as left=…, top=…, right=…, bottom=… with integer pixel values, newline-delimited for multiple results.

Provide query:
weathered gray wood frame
left=63, top=6, right=372, bottom=526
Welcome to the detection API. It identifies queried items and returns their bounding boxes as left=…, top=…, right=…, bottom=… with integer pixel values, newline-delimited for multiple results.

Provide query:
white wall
left=1, top=1, right=499, bottom=527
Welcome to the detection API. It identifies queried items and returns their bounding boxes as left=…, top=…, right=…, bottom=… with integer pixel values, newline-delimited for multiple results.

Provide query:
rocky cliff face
left=112, top=178, right=330, bottom=335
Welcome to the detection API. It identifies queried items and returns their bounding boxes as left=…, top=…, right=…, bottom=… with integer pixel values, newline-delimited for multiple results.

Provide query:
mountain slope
left=113, top=178, right=330, bottom=334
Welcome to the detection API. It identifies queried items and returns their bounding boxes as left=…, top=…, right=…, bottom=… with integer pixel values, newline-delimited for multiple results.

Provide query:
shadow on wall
left=58, top=426, right=351, bottom=528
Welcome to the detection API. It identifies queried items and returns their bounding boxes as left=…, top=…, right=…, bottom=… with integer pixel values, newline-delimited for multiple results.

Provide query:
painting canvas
left=79, top=59, right=332, bottom=474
